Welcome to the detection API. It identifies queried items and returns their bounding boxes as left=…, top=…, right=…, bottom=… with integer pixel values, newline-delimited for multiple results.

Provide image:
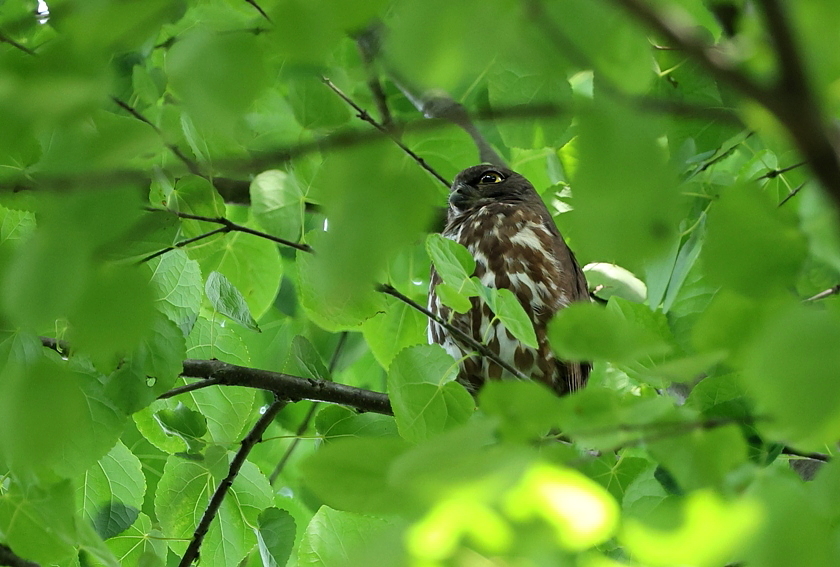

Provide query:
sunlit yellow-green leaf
left=504, top=463, right=619, bottom=550
left=622, top=490, right=762, bottom=567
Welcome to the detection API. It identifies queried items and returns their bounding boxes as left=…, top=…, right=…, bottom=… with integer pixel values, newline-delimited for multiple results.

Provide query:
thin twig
left=142, top=208, right=313, bottom=256
left=243, top=0, right=272, bottom=22
left=0, top=33, right=36, bottom=56
left=177, top=398, right=286, bottom=567
left=777, top=181, right=806, bottom=207
left=805, top=285, right=840, bottom=302
left=139, top=226, right=229, bottom=263
left=157, top=377, right=224, bottom=399
left=782, top=446, right=831, bottom=463
left=757, top=161, right=806, bottom=181
left=608, top=0, right=840, bottom=207
left=377, top=283, right=530, bottom=381
left=355, top=27, right=393, bottom=128
left=269, top=331, right=349, bottom=485
left=321, top=76, right=451, bottom=188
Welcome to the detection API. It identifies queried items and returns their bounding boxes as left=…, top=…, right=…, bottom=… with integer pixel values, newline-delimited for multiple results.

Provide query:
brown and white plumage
left=428, top=165, right=590, bottom=395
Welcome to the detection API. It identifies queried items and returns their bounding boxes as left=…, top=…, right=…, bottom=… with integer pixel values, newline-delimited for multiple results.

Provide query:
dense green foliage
left=1, top=0, right=840, bottom=566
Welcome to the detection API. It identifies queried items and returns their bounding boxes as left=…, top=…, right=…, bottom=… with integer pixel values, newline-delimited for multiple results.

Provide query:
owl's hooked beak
left=449, top=182, right=475, bottom=210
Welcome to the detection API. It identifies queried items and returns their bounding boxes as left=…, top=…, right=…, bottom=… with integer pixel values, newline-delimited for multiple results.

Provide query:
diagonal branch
left=177, top=398, right=286, bottom=567
left=322, top=76, right=451, bottom=188
left=605, top=0, right=840, bottom=205
left=142, top=208, right=314, bottom=257
left=377, top=283, right=531, bottom=381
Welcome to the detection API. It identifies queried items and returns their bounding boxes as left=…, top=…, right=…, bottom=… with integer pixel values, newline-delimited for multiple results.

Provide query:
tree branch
left=377, top=283, right=531, bottom=382
left=175, top=358, right=393, bottom=415
left=269, top=331, right=349, bottom=485
left=177, top=398, right=286, bottom=567
left=321, top=76, right=451, bottom=188
left=606, top=0, right=840, bottom=205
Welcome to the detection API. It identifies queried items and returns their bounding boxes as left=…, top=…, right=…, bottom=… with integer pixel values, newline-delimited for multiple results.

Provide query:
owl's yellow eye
left=479, top=171, right=504, bottom=184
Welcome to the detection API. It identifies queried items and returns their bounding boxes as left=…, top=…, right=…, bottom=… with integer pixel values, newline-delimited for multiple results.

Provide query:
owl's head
left=449, top=165, right=538, bottom=212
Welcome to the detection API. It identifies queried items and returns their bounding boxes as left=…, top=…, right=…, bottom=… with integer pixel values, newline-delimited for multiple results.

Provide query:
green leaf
left=105, top=311, right=187, bottom=414
left=301, top=437, right=410, bottom=514
left=580, top=455, right=650, bottom=504
left=148, top=249, right=202, bottom=335
left=105, top=513, right=167, bottom=567
left=298, top=506, right=392, bottom=567
left=154, top=403, right=207, bottom=456
left=621, top=464, right=671, bottom=519
left=387, top=344, right=474, bottom=442
left=257, top=508, right=296, bottom=567
left=166, top=29, right=268, bottom=134
left=289, top=335, right=331, bottom=382
left=0, top=355, right=125, bottom=480
left=702, top=184, right=807, bottom=295
left=570, top=101, right=681, bottom=269
left=1, top=216, right=91, bottom=329
left=78, top=441, right=145, bottom=539
left=547, top=301, right=672, bottom=364
left=205, top=270, right=260, bottom=332
left=361, top=297, right=428, bottom=369
left=250, top=169, right=305, bottom=243
left=69, top=263, right=156, bottom=370
left=190, top=227, right=283, bottom=321
left=156, top=446, right=273, bottom=563
left=647, top=424, right=748, bottom=490
left=186, top=314, right=251, bottom=366
left=433, top=282, right=474, bottom=313
left=478, top=380, right=563, bottom=442
left=483, top=287, right=539, bottom=349
left=742, top=303, right=840, bottom=448
left=315, top=406, right=399, bottom=441
left=287, top=75, right=351, bottom=130
left=487, top=58, right=573, bottom=148
left=425, top=233, right=476, bottom=287
left=305, top=141, right=438, bottom=324
left=0, top=480, right=79, bottom=565
left=164, top=175, right=226, bottom=238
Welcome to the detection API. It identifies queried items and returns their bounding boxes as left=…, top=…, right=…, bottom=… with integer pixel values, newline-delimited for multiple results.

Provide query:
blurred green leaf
left=301, top=437, right=410, bottom=514
left=702, top=184, right=807, bottom=295
left=167, top=29, right=268, bottom=134
left=250, top=169, right=305, bottom=243
left=0, top=480, right=79, bottom=565
left=742, top=303, right=840, bottom=448
left=548, top=300, right=672, bottom=364
left=570, top=102, right=681, bottom=269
